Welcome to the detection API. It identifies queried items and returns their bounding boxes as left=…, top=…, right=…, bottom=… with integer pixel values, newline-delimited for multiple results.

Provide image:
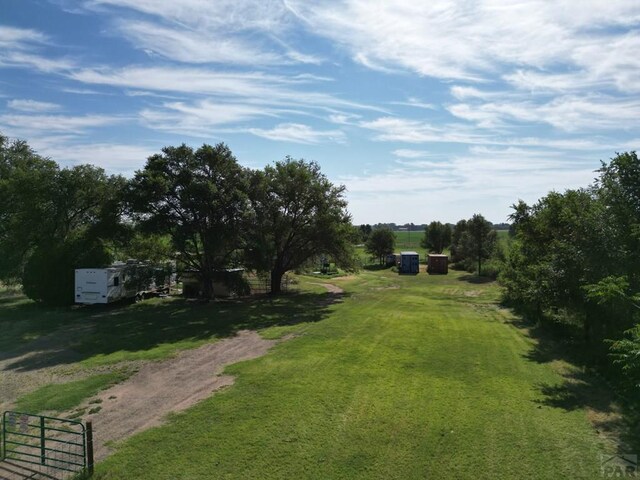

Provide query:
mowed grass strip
left=96, top=270, right=605, bottom=479
left=14, top=371, right=128, bottom=414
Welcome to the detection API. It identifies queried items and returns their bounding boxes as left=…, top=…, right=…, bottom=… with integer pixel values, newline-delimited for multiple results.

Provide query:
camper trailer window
left=114, top=276, right=120, bottom=286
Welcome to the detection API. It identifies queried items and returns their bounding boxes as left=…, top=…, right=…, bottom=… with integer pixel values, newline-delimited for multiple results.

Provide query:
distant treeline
left=360, top=222, right=510, bottom=232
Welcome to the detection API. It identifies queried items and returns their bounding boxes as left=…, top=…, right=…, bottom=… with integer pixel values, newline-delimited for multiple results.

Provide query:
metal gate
left=1, top=411, right=94, bottom=478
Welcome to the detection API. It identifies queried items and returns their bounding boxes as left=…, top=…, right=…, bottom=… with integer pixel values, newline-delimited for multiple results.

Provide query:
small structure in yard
left=399, top=251, right=420, bottom=274
left=181, top=268, right=248, bottom=298
left=386, top=253, right=399, bottom=266
left=427, top=254, right=449, bottom=274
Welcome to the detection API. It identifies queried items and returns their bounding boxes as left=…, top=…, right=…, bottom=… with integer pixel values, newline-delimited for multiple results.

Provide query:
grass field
left=0, top=271, right=623, bottom=478
left=81, top=270, right=612, bottom=479
left=15, top=371, right=128, bottom=413
left=393, top=230, right=424, bottom=252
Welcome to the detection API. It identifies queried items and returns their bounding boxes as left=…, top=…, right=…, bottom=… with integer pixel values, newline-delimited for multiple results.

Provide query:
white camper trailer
left=75, top=261, right=175, bottom=304
left=75, top=265, right=134, bottom=304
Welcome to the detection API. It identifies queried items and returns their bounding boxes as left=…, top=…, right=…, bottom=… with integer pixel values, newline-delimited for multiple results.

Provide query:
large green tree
left=502, top=152, right=640, bottom=365
left=450, top=219, right=468, bottom=264
left=421, top=221, right=452, bottom=254
left=460, top=214, right=496, bottom=276
left=0, top=136, right=58, bottom=281
left=365, top=227, right=395, bottom=265
left=0, top=135, right=125, bottom=303
left=246, top=158, right=355, bottom=294
left=128, top=143, right=249, bottom=299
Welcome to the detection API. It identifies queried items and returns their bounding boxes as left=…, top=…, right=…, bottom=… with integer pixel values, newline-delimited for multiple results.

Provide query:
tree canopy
left=246, top=158, right=355, bottom=293
left=421, top=221, right=452, bottom=254
left=128, top=143, right=249, bottom=299
left=365, top=227, right=395, bottom=265
left=0, top=135, right=125, bottom=303
left=449, top=215, right=496, bottom=275
left=502, top=152, right=640, bottom=391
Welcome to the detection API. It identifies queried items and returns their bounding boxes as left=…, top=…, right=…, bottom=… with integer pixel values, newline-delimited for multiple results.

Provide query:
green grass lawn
left=0, top=278, right=331, bottom=369
left=14, top=371, right=128, bottom=414
left=90, top=270, right=609, bottom=479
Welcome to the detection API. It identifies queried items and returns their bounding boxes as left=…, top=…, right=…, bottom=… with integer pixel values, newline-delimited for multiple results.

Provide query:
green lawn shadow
left=506, top=309, right=640, bottom=454
left=0, top=291, right=343, bottom=372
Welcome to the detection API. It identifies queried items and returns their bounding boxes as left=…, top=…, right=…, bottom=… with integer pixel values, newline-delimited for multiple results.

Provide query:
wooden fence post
left=86, top=421, right=94, bottom=476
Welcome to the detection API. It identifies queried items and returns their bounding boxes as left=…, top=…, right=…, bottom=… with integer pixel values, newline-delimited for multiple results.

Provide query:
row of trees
left=360, top=216, right=498, bottom=274
left=421, top=217, right=497, bottom=275
left=502, top=152, right=640, bottom=392
left=1, top=136, right=356, bottom=303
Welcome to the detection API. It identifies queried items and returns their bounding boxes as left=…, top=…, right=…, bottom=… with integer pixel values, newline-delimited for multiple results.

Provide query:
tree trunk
left=270, top=269, right=284, bottom=295
left=201, top=269, right=214, bottom=300
left=477, top=237, right=482, bottom=276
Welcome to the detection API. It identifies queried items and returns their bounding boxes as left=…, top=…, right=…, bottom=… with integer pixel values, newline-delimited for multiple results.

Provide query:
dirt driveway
left=82, top=330, right=278, bottom=461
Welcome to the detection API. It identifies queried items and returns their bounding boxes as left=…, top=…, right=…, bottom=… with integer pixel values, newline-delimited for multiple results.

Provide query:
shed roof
left=400, top=251, right=419, bottom=256
left=427, top=254, right=448, bottom=258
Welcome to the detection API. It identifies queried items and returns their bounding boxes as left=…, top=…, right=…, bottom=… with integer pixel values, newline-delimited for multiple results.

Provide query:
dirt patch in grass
left=313, top=283, right=344, bottom=294
left=330, top=275, right=357, bottom=281
left=463, top=290, right=482, bottom=297
left=83, top=330, right=280, bottom=461
left=0, top=321, right=116, bottom=412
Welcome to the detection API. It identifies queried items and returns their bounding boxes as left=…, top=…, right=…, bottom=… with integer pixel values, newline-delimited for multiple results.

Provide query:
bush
left=479, top=258, right=503, bottom=279
left=22, top=236, right=112, bottom=306
left=609, top=324, right=640, bottom=392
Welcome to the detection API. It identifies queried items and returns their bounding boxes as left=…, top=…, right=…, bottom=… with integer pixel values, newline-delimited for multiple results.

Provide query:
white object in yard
left=75, top=261, right=176, bottom=304
left=74, top=266, right=134, bottom=304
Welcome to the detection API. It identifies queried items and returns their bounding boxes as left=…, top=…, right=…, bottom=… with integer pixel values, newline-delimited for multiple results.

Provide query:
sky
left=1, top=1, right=639, bottom=224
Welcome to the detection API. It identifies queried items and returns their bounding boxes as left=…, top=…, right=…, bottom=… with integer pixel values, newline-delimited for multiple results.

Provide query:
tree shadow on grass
left=362, top=264, right=390, bottom=271
left=0, top=290, right=345, bottom=372
left=456, top=274, right=494, bottom=284
left=508, top=311, right=640, bottom=454
left=535, top=373, right=640, bottom=454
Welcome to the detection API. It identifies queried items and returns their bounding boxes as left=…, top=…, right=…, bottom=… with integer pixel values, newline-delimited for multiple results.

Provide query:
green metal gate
left=1, top=411, right=93, bottom=477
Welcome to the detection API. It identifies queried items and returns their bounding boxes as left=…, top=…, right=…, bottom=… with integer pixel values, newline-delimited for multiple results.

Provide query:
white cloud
left=0, top=113, right=125, bottom=136
left=114, top=20, right=283, bottom=65
left=392, top=149, right=432, bottom=159
left=328, top=113, right=361, bottom=125
left=139, top=100, right=277, bottom=137
left=47, top=143, right=155, bottom=174
left=0, top=26, right=47, bottom=47
left=61, top=87, right=110, bottom=95
left=87, top=0, right=324, bottom=67
left=448, top=95, right=640, bottom=131
left=389, top=98, right=437, bottom=111
left=342, top=145, right=599, bottom=223
left=450, top=86, right=494, bottom=101
left=286, top=1, right=640, bottom=93
left=0, top=25, right=76, bottom=73
left=87, top=0, right=291, bottom=32
left=359, top=115, right=622, bottom=152
left=248, top=123, right=345, bottom=144
left=69, top=66, right=380, bottom=113
left=28, top=137, right=156, bottom=174
left=360, top=117, right=497, bottom=144
left=7, top=99, right=61, bottom=112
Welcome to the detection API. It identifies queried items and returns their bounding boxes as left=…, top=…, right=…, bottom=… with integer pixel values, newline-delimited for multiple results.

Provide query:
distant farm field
left=393, top=230, right=424, bottom=254
left=0, top=271, right=618, bottom=479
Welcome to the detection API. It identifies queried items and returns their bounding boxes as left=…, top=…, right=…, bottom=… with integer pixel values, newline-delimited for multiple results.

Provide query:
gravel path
left=84, top=330, right=277, bottom=461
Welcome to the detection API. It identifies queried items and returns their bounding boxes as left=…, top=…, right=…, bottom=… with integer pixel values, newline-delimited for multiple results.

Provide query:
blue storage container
left=400, top=251, right=420, bottom=274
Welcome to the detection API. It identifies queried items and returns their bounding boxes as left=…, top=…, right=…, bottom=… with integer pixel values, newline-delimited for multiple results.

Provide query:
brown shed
left=427, top=254, right=449, bottom=274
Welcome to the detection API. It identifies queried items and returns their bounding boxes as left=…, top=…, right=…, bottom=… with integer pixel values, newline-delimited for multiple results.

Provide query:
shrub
left=22, top=236, right=112, bottom=306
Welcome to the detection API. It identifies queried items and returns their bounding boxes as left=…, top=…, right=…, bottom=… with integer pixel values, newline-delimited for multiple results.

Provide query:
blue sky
left=1, top=0, right=639, bottom=224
